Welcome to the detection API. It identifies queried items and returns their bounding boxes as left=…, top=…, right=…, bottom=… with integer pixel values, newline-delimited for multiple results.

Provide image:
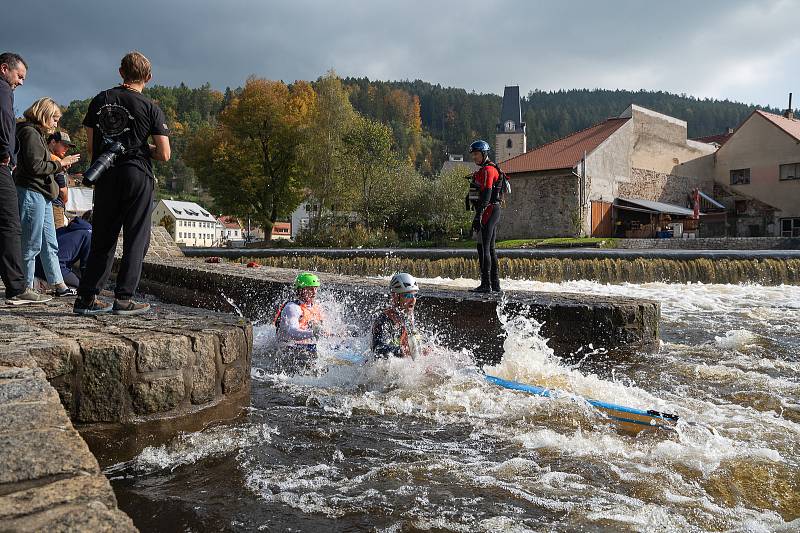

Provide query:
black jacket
left=13, top=122, right=61, bottom=200
left=0, top=78, right=15, bottom=166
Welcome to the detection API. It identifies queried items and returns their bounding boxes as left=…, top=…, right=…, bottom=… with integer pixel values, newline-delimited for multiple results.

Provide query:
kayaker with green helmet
left=371, top=272, right=423, bottom=359
left=274, top=272, right=326, bottom=364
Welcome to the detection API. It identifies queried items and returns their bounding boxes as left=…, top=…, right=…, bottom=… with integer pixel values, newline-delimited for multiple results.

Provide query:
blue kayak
left=484, top=374, right=679, bottom=433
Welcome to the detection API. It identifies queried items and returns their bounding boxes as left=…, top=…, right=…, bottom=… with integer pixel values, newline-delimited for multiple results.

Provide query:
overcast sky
left=6, top=0, right=799, bottom=114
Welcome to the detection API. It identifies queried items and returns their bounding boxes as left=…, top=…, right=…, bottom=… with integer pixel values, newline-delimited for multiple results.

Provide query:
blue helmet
left=469, top=140, right=491, bottom=154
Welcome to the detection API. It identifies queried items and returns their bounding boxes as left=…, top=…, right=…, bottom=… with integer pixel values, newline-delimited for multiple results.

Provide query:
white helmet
left=389, top=272, right=419, bottom=294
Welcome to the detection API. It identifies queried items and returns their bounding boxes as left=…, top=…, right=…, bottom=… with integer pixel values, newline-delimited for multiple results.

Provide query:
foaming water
left=112, top=280, right=800, bottom=531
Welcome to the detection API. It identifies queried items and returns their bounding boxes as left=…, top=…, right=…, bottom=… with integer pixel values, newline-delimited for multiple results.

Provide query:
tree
left=186, top=77, right=316, bottom=239
left=305, top=72, right=357, bottom=230
left=344, top=116, right=398, bottom=231
left=157, top=215, right=175, bottom=237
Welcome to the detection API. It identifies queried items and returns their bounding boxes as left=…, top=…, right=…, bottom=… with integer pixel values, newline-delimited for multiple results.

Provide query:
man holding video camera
left=74, top=51, right=170, bottom=315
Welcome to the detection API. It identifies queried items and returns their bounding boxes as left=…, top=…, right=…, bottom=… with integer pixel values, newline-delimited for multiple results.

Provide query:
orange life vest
left=273, top=299, right=322, bottom=330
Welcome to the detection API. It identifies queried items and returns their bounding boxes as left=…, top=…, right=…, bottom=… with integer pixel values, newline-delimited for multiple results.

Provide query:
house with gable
left=500, top=104, right=717, bottom=239
left=677, top=108, right=800, bottom=237
left=151, top=199, right=224, bottom=247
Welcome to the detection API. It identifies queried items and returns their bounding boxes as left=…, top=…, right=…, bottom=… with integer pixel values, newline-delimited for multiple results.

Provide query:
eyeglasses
left=400, top=292, right=417, bottom=299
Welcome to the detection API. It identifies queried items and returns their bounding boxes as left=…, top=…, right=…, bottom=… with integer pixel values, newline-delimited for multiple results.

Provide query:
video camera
left=82, top=141, right=126, bottom=186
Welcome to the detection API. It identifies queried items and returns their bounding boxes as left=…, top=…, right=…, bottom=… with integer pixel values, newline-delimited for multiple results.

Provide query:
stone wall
left=115, top=226, right=184, bottom=260
left=614, top=237, right=800, bottom=250
left=0, top=351, right=136, bottom=531
left=617, top=168, right=712, bottom=205
left=0, top=298, right=252, bottom=465
left=500, top=173, right=582, bottom=239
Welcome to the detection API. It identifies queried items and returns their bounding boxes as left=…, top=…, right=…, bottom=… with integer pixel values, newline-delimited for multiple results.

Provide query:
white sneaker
left=5, top=288, right=53, bottom=305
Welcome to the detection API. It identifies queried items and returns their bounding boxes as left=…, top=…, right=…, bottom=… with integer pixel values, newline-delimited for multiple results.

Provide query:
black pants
left=477, top=204, right=501, bottom=284
left=0, top=165, right=26, bottom=298
left=78, top=166, right=154, bottom=300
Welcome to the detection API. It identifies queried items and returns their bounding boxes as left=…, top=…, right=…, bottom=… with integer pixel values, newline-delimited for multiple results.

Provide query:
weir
left=136, top=257, right=660, bottom=361
left=183, top=247, right=800, bottom=285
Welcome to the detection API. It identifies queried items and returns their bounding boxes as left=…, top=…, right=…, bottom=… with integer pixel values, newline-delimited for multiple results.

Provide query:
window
left=730, top=168, right=750, bottom=185
left=735, top=200, right=748, bottom=214
left=506, top=139, right=513, bottom=149
left=781, top=218, right=800, bottom=237
left=779, top=163, right=800, bottom=180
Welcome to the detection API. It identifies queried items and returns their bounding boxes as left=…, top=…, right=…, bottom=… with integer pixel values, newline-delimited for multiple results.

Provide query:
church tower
left=495, top=86, right=526, bottom=162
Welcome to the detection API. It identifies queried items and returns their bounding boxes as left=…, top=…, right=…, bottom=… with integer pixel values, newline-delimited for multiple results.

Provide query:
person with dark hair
left=47, top=131, right=75, bottom=229
left=35, top=210, right=92, bottom=288
left=1, top=52, right=51, bottom=304
left=74, top=51, right=170, bottom=316
left=14, top=97, right=80, bottom=297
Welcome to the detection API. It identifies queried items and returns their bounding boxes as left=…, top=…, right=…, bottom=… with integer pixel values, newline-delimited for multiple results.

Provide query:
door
left=591, top=201, right=613, bottom=237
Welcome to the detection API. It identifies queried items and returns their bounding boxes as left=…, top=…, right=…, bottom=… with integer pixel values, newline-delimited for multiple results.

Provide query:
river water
left=110, top=280, right=800, bottom=532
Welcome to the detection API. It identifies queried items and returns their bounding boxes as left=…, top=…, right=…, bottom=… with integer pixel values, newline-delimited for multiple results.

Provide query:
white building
left=218, top=216, right=244, bottom=244
left=291, top=201, right=312, bottom=239
left=151, top=199, right=224, bottom=247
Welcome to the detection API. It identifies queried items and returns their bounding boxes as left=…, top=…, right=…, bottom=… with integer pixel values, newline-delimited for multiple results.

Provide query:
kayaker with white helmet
left=371, top=272, right=423, bottom=359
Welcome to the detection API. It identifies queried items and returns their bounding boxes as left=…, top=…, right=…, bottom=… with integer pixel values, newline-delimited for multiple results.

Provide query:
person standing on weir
left=467, top=140, right=502, bottom=293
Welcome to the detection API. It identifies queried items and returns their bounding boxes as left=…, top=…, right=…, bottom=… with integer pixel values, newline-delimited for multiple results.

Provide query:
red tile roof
left=218, top=215, right=242, bottom=229
left=756, top=110, right=800, bottom=142
left=501, top=117, right=630, bottom=174
left=692, top=131, right=734, bottom=146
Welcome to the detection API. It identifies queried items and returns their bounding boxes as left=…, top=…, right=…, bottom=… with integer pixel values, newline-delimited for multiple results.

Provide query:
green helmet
left=294, top=272, right=320, bottom=289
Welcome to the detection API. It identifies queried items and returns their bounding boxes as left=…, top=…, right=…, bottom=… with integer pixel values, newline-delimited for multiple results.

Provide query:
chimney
left=784, top=92, right=794, bottom=120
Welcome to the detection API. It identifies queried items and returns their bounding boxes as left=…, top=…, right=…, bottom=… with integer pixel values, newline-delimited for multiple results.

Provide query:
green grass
left=496, top=237, right=618, bottom=249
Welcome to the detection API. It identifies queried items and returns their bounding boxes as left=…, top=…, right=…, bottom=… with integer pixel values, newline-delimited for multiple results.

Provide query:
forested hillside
left=57, top=77, right=778, bottom=210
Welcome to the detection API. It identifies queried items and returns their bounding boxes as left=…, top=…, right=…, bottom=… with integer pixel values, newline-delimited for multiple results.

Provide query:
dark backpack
left=486, top=162, right=511, bottom=204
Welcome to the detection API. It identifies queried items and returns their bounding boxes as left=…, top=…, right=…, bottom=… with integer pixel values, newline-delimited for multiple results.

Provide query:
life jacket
left=382, top=308, right=421, bottom=358
left=467, top=161, right=511, bottom=208
left=273, top=299, right=322, bottom=330
left=485, top=161, right=511, bottom=204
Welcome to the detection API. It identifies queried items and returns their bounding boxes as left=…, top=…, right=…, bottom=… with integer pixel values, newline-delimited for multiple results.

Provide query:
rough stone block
left=0, top=428, right=98, bottom=484
left=77, top=337, right=134, bottom=423
left=130, top=374, right=185, bottom=415
left=0, top=400, right=71, bottom=433
left=3, top=500, right=137, bottom=533
left=222, top=366, right=245, bottom=394
left=0, top=368, right=58, bottom=404
left=28, top=338, right=80, bottom=379
left=133, top=333, right=192, bottom=373
left=0, top=350, right=37, bottom=369
left=215, top=327, right=247, bottom=364
left=190, top=334, right=217, bottom=405
left=0, top=473, right=117, bottom=521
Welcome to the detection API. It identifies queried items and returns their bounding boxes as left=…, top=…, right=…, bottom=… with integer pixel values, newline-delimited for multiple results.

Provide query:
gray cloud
left=6, top=0, right=798, bottom=114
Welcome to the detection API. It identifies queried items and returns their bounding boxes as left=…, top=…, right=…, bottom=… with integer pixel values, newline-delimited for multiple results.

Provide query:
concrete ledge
left=1, top=298, right=252, bottom=453
left=138, top=258, right=660, bottom=361
left=0, top=365, right=136, bottom=532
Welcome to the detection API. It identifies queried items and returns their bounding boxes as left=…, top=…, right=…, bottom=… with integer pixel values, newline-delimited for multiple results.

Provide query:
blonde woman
left=14, top=97, right=80, bottom=296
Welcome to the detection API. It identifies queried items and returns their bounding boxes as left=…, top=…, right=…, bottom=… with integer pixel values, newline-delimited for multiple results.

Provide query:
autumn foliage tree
left=186, top=77, right=316, bottom=239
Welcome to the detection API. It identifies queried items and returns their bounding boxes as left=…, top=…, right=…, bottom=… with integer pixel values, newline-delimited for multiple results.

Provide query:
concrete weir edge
left=0, top=297, right=253, bottom=531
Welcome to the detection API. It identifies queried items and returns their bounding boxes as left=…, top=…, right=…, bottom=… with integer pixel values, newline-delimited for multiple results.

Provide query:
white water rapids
left=112, top=280, right=800, bottom=532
